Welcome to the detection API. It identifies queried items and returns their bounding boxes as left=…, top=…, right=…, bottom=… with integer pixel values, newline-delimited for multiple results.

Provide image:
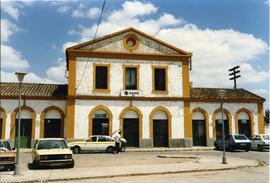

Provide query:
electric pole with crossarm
left=229, top=66, right=241, bottom=89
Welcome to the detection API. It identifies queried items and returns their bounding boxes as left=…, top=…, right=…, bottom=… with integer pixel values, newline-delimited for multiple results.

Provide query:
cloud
left=1, top=44, right=29, bottom=69
left=46, top=58, right=67, bottom=83
left=1, top=71, right=56, bottom=84
left=1, top=19, right=20, bottom=43
left=56, top=6, right=71, bottom=13
left=62, top=41, right=79, bottom=52
left=71, top=3, right=101, bottom=19
left=1, top=1, right=20, bottom=20
left=63, top=0, right=268, bottom=89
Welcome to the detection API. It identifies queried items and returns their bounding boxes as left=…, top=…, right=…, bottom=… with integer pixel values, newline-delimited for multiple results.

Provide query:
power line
left=76, top=0, right=106, bottom=91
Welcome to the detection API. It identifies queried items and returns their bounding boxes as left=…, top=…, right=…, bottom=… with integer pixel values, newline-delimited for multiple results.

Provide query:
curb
left=6, top=160, right=263, bottom=183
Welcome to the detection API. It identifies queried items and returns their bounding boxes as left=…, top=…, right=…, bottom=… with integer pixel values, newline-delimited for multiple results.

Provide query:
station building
left=0, top=28, right=265, bottom=148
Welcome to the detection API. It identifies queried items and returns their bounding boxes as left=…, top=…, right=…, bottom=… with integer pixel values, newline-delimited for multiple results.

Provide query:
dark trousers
left=115, top=142, right=121, bottom=153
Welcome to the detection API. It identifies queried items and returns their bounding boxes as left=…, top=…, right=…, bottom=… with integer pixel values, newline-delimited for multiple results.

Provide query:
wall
left=190, top=102, right=258, bottom=138
left=75, top=58, right=183, bottom=97
left=73, top=99, right=184, bottom=140
left=0, top=99, right=66, bottom=139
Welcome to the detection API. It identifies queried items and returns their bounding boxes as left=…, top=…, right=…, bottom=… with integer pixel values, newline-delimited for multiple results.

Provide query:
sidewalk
left=0, top=154, right=261, bottom=183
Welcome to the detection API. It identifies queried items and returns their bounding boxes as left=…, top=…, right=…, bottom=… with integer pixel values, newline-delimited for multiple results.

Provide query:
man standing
left=114, top=132, right=121, bottom=154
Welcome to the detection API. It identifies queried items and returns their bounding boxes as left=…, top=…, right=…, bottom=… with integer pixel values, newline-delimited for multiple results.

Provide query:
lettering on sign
left=120, top=90, right=142, bottom=96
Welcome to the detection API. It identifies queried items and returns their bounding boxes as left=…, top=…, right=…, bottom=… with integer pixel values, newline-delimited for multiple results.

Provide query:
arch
left=40, top=105, right=65, bottom=138
left=89, top=105, right=113, bottom=137
left=120, top=106, right=143, bottom=143
left=0, top=107, right=7, bottom=139
left=212, top=108, right=232, bottom=140
left=10, top=105, right=36, bottom=140
left=149, top=106, right=172, bottom=139
left=235, top=108, right=254, bottom=136
left=191, top=107, right=209, bottom=144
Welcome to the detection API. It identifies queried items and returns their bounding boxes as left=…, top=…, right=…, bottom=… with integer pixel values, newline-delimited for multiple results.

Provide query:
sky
left=1, top=0, right=269, bottom=107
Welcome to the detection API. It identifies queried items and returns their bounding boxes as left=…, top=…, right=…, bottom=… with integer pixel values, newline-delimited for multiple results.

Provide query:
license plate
left=50, top=162, right=62, bottom=166
left=240, top=143, right=245, bottom=146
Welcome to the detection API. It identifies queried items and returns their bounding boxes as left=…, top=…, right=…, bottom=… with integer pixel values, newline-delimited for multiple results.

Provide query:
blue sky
left=1, top=0, right=269, bottom=107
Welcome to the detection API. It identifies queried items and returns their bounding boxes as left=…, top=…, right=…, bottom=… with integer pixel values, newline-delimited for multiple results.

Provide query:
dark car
left=214, top=134, right=250, bottom=152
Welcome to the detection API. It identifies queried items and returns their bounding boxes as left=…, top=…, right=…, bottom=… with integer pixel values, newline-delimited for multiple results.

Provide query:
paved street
left=0, top=149, right=269, bottom=183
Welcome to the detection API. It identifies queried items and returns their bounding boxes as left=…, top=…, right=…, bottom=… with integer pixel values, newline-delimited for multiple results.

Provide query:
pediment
left=67, top=27, right=190, bottom=56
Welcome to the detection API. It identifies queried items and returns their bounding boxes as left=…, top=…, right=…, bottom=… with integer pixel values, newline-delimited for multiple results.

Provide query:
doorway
left=192, top=120, right=206, bottom=146
left=44, top=119, right=61, bottom=138
left=123, top=118, right=139, bottom=147
left=15, top=119, right=32, bottom=148
left=153, top=119, right=168, bottom=147
left=238, top=120, right=251, bottom=138
left=215, top=120, right=229, bottom=140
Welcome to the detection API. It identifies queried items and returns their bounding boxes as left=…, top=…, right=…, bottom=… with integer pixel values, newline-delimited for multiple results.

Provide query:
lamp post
left=219, top=89, right=227, bottom=164
left=14, top=72, right=27, bottom=175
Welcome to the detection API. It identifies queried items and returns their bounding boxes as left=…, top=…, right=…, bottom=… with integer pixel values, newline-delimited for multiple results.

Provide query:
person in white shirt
left=114, top=132, right=121, bottom=154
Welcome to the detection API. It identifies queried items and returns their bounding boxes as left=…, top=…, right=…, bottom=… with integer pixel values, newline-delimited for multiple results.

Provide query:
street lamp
left=14, top=72, right=27, bottom=175
left=218, top=89, right=227, bottom=164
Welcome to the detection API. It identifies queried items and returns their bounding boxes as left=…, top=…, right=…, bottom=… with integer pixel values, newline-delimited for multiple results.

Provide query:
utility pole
left=229, top=66, right=241, bottom=89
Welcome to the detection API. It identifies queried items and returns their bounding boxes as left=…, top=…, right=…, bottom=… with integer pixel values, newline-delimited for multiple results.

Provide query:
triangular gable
left=67, top=27, right=191, bottom=56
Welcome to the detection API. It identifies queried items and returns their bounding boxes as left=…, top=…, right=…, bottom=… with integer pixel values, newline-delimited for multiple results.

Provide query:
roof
left=0, top=82, right=264, bottom=102
left=0, top=82, right=67, bottom=99
left=190, top=87, right=265, bottom=102
left=66, top=27, right=192, bottom=56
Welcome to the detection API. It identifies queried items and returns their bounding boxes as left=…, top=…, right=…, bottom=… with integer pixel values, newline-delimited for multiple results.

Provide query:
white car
left=68, top=135, right=126, bottom=154
left=32, top=138, right=74, bottom=168
left=250, top=134, right=270, bottom=151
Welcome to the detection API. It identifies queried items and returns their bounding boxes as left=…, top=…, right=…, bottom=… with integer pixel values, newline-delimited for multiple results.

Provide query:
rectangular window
left=126, top=68, right=137, bottom=90
left=152, top=66, right=168, bottom=93
left=123, top=65, right=139, bottom=90
left=93, top=64, right=110, bottom=92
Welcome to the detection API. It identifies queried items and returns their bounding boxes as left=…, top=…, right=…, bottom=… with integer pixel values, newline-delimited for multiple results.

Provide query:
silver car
left=250, top=134, right=270, bottom=151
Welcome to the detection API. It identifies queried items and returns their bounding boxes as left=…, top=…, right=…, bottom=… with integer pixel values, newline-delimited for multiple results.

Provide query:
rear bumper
left=261, top=144, right=270, bottom=149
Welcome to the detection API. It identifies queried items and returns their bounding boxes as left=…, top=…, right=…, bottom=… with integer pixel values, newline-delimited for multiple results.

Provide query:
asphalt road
left=16, top=149, right=270, bottom=183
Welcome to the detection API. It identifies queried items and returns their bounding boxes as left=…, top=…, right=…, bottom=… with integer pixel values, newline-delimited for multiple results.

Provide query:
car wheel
left=229, top=145, right=234, bottom=152
left=73, top=146, right=81, bottom=154
left=245, top=147, right=249, bottom=152
left=9, top=165, right=15, bottom=171
left=106, top=146, right=114, bottom=153
left=257, top=145, right=262, bottom=151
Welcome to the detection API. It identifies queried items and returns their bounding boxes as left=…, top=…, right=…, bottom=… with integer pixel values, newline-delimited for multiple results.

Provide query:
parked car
left=250, top=134, right=270, bottom=151
left=0, top=140, right=16, bottom=171
left=68, top=135, right=127, bottom=154
left=32, top=138, right=74, bottom=168
left=214, top=134, right=250, bottom=152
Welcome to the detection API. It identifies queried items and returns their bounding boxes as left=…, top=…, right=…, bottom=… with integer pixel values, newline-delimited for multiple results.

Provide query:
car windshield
left=0, top=141, right=11, bottom=150
left=37, top=140, right=68, bottom=150
left=234, top=135, right=248, bottom=140
left=262, top=135, right=270, bottom=140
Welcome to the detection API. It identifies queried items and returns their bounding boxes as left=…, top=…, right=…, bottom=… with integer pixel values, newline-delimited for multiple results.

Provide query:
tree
left=265, top=109, right=269, bottom=124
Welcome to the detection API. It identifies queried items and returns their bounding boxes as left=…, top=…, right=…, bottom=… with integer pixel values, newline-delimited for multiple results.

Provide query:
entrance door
left=44, top=119, right=61, bottom=138
left=153, top=120, right=168, bottom=147
left=192, top=120, right=206, bottom=146
left=93, top=118, right=109, bottom=135
left=0, top=119, right=2, bottom=139
left=123, top=118, right=139, bottom=147
left=15, top=119, right=32, bottom=148
left=215, top=120, right=229, bottom=140
left=238, top=120, right=251, bottom=138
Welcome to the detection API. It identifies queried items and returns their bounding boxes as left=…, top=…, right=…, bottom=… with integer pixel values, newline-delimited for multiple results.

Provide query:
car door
left=96, top=136, right=110, bottom=151
left=85, top=136, right=97, bottom=151
left=250, top=136, right=257, bottom=149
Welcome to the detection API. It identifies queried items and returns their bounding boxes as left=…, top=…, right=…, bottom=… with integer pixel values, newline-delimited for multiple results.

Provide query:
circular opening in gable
left=123, top=35, right=139, bottom=51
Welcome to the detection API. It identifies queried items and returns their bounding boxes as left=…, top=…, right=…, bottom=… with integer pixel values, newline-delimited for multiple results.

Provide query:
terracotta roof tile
left=0, top=82, right=67, bottom=99
left=190, top=87, right=264, bottom=101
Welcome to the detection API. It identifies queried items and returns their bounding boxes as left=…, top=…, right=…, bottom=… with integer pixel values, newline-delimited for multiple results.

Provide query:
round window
left=123, top=35, right=139, bottom=51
